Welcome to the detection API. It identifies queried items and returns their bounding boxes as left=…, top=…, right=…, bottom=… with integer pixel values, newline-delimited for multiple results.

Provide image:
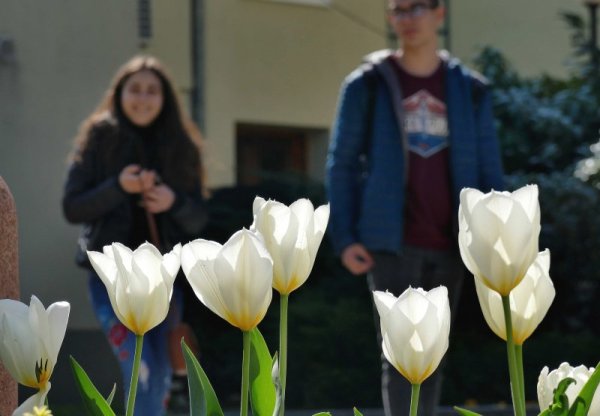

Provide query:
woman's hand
left=143, top=183, right=175, bottom=213
left=119, top=164, right=156, bottom=193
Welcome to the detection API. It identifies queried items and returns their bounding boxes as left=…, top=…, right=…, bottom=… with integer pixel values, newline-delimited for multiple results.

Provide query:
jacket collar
left=363, top=48, right=461, bottom=70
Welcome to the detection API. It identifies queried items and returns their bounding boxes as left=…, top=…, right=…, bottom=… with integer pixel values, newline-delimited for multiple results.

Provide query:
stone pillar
left=0, top=176, right=19, bottom=413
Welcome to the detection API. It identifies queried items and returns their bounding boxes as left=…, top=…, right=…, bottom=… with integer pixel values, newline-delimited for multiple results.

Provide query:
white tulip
left=0, top=296, right=70, bottom=416
left=373, top=287, right=450, bottom=385
left=251, top=197, right=329, bottom=295
left=458, top=185, right=541, bottom=296
left=475, top=249, right=555, bottom=345
left=181, top=229, right=273, bottom=331
left=87, top=242, right=181, bottom=335
left=537, top=362, right=600, bottom=413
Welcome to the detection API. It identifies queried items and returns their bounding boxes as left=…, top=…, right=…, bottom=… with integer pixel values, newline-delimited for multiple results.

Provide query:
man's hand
left=341, top=243, right=374, bottom=275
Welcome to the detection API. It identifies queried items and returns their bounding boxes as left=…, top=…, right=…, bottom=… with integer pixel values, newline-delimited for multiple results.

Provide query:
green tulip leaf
left=453, top=406, right=483, bottom=416
left=568, top=362, right=600, bottom=416
left=539, top=377, right=575, bottom=415
left=312, top=412, right=332, bottom=416
left=353, top=407, right=364, bottom=416
left=69, top=356, right=116, bottom=416
left=249, top=328, right=276, bottom=416
left=182, top=339, right=224, bottom=416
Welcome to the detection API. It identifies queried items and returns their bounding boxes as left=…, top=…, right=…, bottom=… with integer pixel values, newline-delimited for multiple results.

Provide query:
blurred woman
left=63, top=55, right=207, bottom=415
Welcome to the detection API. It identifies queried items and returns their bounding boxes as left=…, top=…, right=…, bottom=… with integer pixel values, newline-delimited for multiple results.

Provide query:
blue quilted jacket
left=325, top=50, right=504, bottom=255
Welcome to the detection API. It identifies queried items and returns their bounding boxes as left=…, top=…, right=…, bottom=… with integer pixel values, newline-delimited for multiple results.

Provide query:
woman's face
left=120, top=69, right=164, bottom=127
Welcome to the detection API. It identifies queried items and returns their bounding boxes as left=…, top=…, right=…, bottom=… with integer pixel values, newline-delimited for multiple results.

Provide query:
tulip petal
left=87, top=251, right=118, bottom=287
left=252, top=196, right=268, bottom=216
left=111, top=243, right=134, bottom=277
left=161, top=244, right=182, bottom=286
left=12, top=385, right=50, bottom=416
left=45, top=301, right=70, bottom=366
left=182, top=240, right=230, bottom=323
left=511, top=184, right=540, bottom=223
left=373, top=291, right=396, bottom=316
left=474, top=277, right=506, bottom=340
left=181, top=239, right=221, bottom=277
left=188, top=260, right=231, bottom=323
left=215, top=230, right=273, bottom=330
left=510, top=249, right=554, bottom=344
left=0, top=303, right=34, bottom=385
left=131, top=243, right=163, bottom=286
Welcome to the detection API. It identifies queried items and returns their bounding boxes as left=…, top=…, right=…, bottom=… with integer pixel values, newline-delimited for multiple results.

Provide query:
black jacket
left=62, top=120, right=208, bottom=269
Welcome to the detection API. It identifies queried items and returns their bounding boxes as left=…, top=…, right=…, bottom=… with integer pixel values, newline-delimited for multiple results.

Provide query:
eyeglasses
left=388, top=2, right=435, bottom=20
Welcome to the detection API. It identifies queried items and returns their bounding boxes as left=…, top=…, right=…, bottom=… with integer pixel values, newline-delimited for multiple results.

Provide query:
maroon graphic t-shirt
left=393, top=58, right=453, bottom=250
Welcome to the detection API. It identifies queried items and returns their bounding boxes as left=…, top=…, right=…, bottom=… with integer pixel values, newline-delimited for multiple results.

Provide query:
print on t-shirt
left=403, top=89, right=448, bottom=158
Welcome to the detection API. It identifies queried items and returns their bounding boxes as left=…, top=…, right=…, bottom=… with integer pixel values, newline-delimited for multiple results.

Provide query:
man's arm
left=326, top=70, right=372, bottom=256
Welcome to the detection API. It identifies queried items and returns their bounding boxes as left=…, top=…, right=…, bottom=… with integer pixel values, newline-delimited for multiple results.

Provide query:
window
left=236, top=123, right=328, bottom=186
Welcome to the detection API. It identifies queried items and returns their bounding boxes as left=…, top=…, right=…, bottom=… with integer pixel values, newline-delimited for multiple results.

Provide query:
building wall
left=0, top=0, right=140, bottom=330
left=451, top=0, right=581, bottom=77
left=203, top=0, right=387, bottom=187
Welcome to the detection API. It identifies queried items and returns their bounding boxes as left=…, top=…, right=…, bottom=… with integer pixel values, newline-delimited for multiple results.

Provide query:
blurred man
left=326, top=1, right=504, bottom=414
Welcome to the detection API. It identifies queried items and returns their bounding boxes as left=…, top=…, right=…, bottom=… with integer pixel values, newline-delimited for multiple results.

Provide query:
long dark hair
left=70, top=55, right=206, bottom=194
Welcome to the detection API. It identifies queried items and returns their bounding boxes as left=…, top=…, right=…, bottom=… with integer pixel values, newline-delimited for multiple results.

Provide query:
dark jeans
left=367, top=246, right=465, bottom=416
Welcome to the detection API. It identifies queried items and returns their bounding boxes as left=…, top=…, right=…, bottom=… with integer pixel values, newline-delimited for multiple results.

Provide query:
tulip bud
left=537, top=362, right=599, bottom=413
left=251, top=197, right=329, bottom=295
left=458, top=185, right=541, bottom=296
left=0, top=296, right=69, bottom=416
left=373, top=287, right=450, bottom=385
left=87, top=242, right=180, bottom=335
left=475, top=249, right=555, bottom=345
left=181, top=229, right=274, bottom=331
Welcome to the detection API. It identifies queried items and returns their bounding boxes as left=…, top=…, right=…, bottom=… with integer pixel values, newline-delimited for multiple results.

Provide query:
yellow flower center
left=24, top=405, right=53, bottom=416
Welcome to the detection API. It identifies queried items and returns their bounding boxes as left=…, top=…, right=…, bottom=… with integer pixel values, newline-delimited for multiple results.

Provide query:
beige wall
left=203, top=0, right=386, bottom=187
left=451, top=0, right=582, bottom=77
left=144, top=0, right=194, bottom=103
left=0, top=1, right=139, bottom=329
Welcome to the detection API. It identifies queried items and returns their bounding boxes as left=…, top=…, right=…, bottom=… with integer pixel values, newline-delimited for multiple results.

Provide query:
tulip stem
left=241, top=330, right=251, bottom=416
left=410, top=383, right=420, bottom=416
left=278, top=293, right=289, bottom=416
left=125, top=334, right=143, bottom=416
left=515, top=344, right=526, bottom=412
left=501, top=295, right=525, bottom=416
